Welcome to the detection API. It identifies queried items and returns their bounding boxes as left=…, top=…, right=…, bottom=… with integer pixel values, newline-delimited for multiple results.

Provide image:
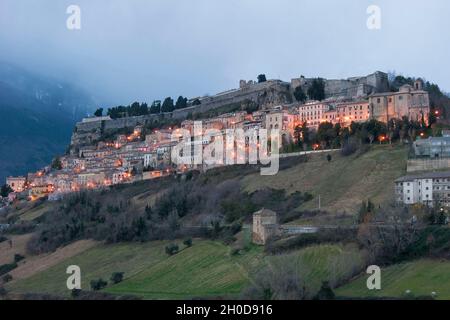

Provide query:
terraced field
left=336, top=259, right=450, bottom=300
left=7, top=240, right=365, bottom=299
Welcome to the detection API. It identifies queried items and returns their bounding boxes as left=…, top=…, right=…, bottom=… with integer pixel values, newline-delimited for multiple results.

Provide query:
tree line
left=92, top=96, right=198, bottom=119
left=290, top=117, right=430, bottom=153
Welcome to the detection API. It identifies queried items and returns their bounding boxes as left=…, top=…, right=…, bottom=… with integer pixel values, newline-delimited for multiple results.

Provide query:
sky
left=0, top=0, right=449, bottom=107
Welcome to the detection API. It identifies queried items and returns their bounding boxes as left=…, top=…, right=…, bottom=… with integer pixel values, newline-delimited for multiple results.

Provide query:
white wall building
left=395, top=171, right=450, bottom=207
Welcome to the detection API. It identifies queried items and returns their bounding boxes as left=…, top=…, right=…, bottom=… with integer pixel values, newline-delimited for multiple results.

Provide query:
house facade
left=369, top=80, right=430, bottom=125
left=395, top=171, right=450, bottom=207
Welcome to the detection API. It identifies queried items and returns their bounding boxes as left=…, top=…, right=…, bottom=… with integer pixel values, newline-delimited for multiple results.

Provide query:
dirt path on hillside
left=8, top=239, right=99, bottom=282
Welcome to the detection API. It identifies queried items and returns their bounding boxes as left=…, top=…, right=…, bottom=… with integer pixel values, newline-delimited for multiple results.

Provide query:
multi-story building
left=335, top=101, right=370, bottom=127
left=298, top=101, right=334, bottom=128
left=6, top=176, right=27, bottom=193
left=395, top=171, right=450, bottom=207
left=413, top=131, right=450, bottom=158
left=369, top=79, right=430, bottom=124
left=265, top=110, right=299, bottom=145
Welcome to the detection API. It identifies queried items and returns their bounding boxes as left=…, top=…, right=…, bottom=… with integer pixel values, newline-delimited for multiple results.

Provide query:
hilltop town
left=0, top=71, right=438, bottom=210
left=2, top=70, right=450, bottom=301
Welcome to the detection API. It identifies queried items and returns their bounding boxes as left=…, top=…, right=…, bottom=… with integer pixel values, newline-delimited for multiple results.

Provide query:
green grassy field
left=7, top=241, right=169, bottom=296
left=268, top=244, right=366, bottom=294
left=8, top=240, right=264, bottom=299
left=106, top=241, right=262, bottom=299
left=242, top=145, right=407, bottom=214
left=7, top=239, right=366, bottom=299
left=336, top=259, right=450, bottom=300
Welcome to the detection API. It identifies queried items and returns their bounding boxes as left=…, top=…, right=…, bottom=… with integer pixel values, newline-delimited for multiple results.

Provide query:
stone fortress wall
left=290, top=71, right=389, bottom=100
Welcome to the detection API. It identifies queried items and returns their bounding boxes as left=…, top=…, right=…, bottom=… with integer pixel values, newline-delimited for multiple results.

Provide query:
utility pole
left=318, top=195, right=321, bottom=210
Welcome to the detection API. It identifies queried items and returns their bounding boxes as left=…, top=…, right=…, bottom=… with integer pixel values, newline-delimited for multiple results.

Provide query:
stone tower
left=252, top=208, right=279, bottom=245
left=414, top=78, right=424, bottom=91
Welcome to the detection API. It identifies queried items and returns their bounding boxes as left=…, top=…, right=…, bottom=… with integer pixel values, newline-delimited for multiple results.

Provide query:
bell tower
left=414, top=78, right=424, bottom=91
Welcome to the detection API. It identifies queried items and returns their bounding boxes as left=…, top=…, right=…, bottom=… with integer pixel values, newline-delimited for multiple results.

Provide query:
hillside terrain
left=7, top=240, right=365, bottom=300
left=242, top=145, right=407, bottom=216
left=336, top=259, right=450, bottom=300
left=0, top=62, right=96, bottom=182
left=2, top=144, right=431, bottom=300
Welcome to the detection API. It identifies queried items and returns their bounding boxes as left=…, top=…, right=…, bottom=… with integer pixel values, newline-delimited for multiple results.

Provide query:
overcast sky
left=1, top=0, right=449, bottom=106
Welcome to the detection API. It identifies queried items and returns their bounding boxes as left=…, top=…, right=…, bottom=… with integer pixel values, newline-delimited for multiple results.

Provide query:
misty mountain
left=0, top=62, right=96, bottom=183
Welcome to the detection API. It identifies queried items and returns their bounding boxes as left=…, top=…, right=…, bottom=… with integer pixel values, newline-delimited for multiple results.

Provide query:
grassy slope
left=268, top=243, right=366, bottom=295
left=5, top=144, right=420, bottom=299
left=241, top=145, right=407, bottom=214
left=7, top=241, right=168, bottom=296
left=7, top=239, right=365, bottom=299
left=105, top=241, right=262, bottom=299
left=336, top=259, right=450, bottom=300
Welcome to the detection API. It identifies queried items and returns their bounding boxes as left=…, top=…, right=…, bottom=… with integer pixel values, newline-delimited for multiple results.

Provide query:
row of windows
left=300, top=105, right=326, bottom=111
left=376, top=96, right=404, bottom=104
left=337, top=105, right=369, bottom=112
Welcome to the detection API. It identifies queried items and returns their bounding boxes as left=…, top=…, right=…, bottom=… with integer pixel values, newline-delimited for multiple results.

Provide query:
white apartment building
left=395, top=171, right=450, bottom=207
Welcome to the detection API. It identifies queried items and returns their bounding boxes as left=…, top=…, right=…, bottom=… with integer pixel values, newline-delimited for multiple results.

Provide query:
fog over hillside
left=0, top=62, right=96, bottom=182
left=0, top=0, right=449, bottom=106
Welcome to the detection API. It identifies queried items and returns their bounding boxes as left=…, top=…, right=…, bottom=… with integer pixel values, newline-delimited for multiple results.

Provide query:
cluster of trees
left=88, top=271, right=124, bottom=291
left=0, top=184, right=13, bottom=197
left=51, top=157, right=63, bottom=170
left=390, top=73, right=450, bottom=120
left=103, top=96, right=193, bottom=119
left=254, top=199, right=450, bottom=299
left=291, top=117, right=428, bottom=152
left=293, top=78, right=326, bottom=103
left=257, top=74, right=267, bottom=83
left=25, top=159, right=314, bottom=254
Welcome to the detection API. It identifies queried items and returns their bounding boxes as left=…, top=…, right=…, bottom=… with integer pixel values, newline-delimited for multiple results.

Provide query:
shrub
left=341, top=138, right=358, bottom=156
left=90, top=278, right=108, bottom=291
left=14, top=254, right=25, bottom=263
left=0, top=287, right=7, bottom=297
left=183, top=238, right=192, bottom=247
left=110, top=272, right=124, bottom=284
left=6, top=221, right=36, bottom=235
left=165, top=243, right=179, bottom=255
left=71, top=289, right=82, bottom=298
left=230, top=248, right=241, bottom=256
left=2, top=274, right=13, bottom=283
left=314, top=281, right=335, bottom=300
left=0, top=262, right=17, bottom=276
left=265, top=228, right=357, bottom=255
